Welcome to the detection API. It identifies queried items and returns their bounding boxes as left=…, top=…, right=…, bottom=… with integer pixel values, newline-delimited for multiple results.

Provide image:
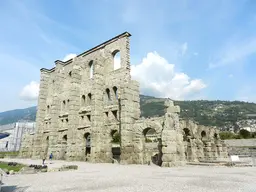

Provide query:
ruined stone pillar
left=120, top=81, right=140, bottom=164
left=32, top=69, right=50, bottom=159
left=161, top=108, right=186, bottom=167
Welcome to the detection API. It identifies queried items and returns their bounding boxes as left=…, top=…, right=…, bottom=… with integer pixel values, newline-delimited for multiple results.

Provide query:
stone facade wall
left=19, top=133, right=35, bottom=158
left=19, top=32, right=228, bottom=166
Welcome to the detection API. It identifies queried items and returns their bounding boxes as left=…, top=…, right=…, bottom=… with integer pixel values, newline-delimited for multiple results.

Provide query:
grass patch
left=232, top=146, right=256, bottom=148
left=0, top=151, right=19, bottom=158
left=0, top=162, right=25, bottom=172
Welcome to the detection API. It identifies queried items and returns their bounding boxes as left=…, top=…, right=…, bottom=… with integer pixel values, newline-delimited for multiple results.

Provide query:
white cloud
left=19, top=81, right=39, bottom=101
left=180, top=42, right=188, bottom=56
left=62, top=53, right=77, bottom=62
left=131, top=52, right=207, bottom=100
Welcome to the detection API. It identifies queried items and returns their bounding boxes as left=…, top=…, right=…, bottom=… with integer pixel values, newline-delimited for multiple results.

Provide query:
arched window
left=87, top=93, right=92, bottom=105
left=113, top=86, right=118, bottom=100
left=113, top=50, right=121, bottom=70
left=201, top=131, right=206, bottom=140
left=81, top=95, right=86, bottom=106
left=106, top=88, right=111, bottom=102
left=47, top=105, right=50, bottom=114
left=89, top=60, right=94, bottom=79
left=62, top=100, right=66, bottom=110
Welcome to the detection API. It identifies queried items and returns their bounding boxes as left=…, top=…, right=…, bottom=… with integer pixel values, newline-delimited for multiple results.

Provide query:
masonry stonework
left=19, top=32, right=228, bottom=166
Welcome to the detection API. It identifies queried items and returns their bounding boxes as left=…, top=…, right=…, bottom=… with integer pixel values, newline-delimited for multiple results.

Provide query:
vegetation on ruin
left=111, top=132, right=121, bottom=143
left=219, top=129, right=256, bottom=140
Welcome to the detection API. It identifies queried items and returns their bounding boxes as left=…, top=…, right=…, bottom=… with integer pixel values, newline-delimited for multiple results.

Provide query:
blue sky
left=0, top=0, right=256, bottom=112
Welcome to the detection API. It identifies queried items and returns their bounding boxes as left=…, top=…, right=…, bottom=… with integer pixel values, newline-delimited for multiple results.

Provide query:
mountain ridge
left=1, top=95, right=256, bottom=128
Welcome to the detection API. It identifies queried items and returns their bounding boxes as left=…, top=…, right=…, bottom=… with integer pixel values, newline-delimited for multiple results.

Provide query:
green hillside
left=140, top=95, right=256, bottom=127
left=1, top=95, right=256, bottom=127
left=0, top=106, right=37, bottom=125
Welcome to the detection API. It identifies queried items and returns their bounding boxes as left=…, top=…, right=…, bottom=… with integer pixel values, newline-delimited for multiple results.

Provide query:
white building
left=0, top=121, right=36, bottom=152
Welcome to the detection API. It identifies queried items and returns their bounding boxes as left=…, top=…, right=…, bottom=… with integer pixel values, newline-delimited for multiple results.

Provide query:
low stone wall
left=224, top=139, right=256, bottom=147
left=227, top=146, right=256, bottom=156
left=224, top=139, right=256, bottom=156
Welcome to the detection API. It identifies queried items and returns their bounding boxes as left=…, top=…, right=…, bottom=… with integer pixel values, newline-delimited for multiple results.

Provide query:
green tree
left=239, top=129, right=251, bottom=139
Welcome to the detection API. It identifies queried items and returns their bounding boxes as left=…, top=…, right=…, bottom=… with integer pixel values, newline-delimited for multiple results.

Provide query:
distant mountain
left=0, top=106, right=37, bottom=125
left=1, top=95, right=256, bottom=128
left=140, top=95, right=256, bottom=128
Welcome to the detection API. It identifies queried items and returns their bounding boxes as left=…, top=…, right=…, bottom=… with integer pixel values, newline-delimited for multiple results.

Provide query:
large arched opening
left=142, top=128, right=161, bottom=166
left=143, top=128, right=158, bottom=143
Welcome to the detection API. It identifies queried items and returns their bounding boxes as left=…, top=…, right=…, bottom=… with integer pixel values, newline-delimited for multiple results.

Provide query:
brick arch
left=137, top=121, right=163, bottom=138
left=180, top=120, right=197, bottom=137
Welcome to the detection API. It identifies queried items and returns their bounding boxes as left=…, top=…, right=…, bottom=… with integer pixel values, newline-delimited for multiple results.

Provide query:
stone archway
left=135, top=120, right=163, bottom=165
left=142, top=127, right=162, bottom=166
left=143, top=128, right=158, bottom=143
left=60, top=134, right=67, bottom=160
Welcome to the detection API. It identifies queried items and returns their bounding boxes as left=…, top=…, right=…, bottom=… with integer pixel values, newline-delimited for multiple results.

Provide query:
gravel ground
left=1, top=159, right=256, bottom=192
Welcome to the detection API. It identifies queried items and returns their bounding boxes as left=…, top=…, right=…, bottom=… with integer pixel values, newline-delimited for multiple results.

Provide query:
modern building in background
left=0, top=121, right=36, bottom=152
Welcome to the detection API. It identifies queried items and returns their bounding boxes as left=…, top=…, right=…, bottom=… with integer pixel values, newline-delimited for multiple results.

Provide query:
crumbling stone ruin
left=19, top=32, right=228, bottom=166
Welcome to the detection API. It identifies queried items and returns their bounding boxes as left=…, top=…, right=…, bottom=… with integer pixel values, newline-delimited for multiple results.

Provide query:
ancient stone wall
left=20, top=32, right=228, bottom=167
left=19, top=133, right=35, bottom=158
left=29, top=32, right=142, bottom=163
left=180, top=120, right=228, bottom=162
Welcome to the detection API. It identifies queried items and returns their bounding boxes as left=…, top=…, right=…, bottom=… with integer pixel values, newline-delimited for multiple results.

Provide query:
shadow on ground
left=1, top=185, right=29, bottom=192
